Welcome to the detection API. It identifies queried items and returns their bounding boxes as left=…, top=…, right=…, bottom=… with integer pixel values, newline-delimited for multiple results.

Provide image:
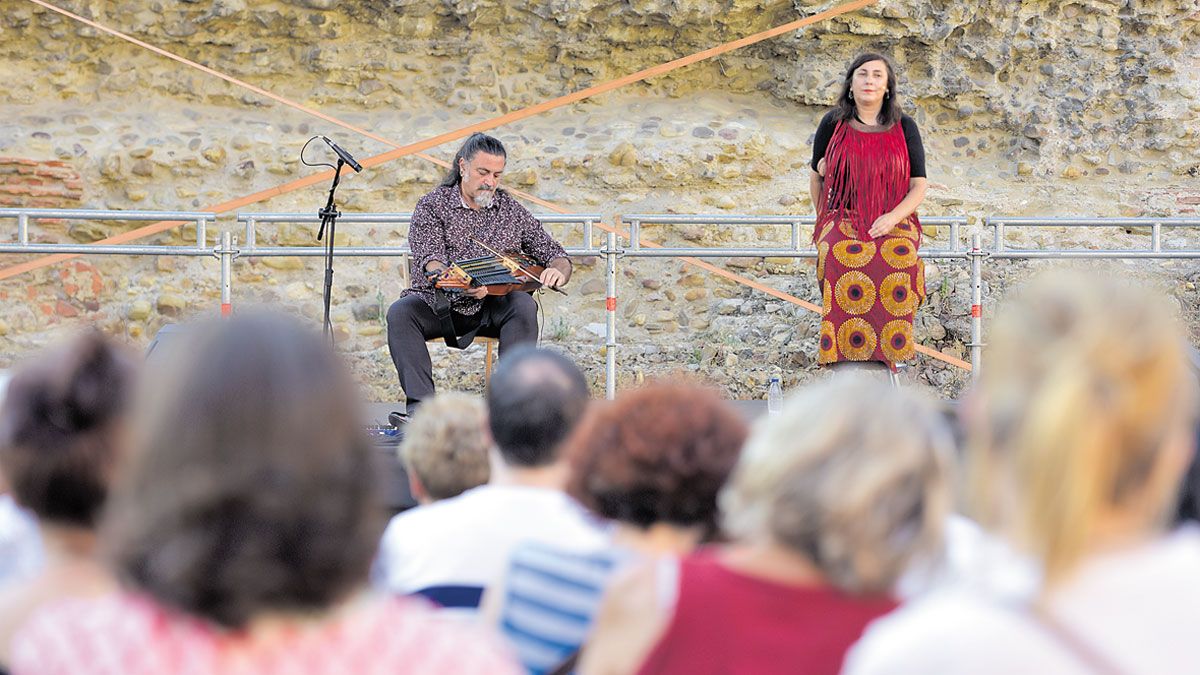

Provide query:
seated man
left=387, top=133, right=572, bottom=416
left=374, top=347, right=607, bottom=612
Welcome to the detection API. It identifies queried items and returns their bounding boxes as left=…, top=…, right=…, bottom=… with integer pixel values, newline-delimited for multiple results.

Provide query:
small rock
left=352, top=301, right=380, bottom=322
left=68, top=222, right=109, bottom=243
left=684, top=288, right=707, bottom=302
left=691, top=127, right=715, bottom=138
left=1017, top=161, right=1033, bottom=176
left=578, top=278, right=606, bottom=295
left=357, top=324, right=383, bottom=336
left=679, top=274, right=705, bottom=288
left=0, top=319, right=9, bottom=336
left=641, top=279, right=661, bottom=290
left=778, top=194, right=797, bottom=206
left=156, top=293, right=187, bottom=317
left=262, top=257, right=306, bottom=271
left=131, top=159, right=154, bottom=176
left=127, top=299, right=151, bottom=321
left=1061, top=166, right=1082, bottom=179
left=201, top=145, right=227, bottom=164
left=715, top=195, right=736, bottom=210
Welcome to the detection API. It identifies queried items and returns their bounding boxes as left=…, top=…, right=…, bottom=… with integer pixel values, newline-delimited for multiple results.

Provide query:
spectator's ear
left=408, top=472, right=430, bottom=506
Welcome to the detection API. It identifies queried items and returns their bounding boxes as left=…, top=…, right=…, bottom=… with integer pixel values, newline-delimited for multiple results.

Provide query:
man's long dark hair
left=440, top=132, right=507, bottom=187
left=833, top=52, right=901, bottom=127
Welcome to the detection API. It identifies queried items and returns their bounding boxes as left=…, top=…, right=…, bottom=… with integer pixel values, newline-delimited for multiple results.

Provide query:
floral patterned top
left=401, top=185, right=569, bottom=316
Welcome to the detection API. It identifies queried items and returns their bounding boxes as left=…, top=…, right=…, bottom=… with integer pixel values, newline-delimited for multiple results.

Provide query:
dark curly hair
left=564, top=381, right=747, bottom=533
left=103, top=313, right=385, bottom=629
left=0, top=331, right=137, bottom=527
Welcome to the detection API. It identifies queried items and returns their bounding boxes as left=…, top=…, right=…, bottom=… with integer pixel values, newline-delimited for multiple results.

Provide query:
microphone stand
left=317, top=158, right=345, bottom=342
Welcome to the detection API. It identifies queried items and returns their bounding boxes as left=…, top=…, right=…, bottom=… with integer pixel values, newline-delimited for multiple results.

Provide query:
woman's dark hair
left=565, top=381, right=746, bottom=533
left=0, top=331, right=137, bottom=528
left=440, top=132, right=507, bottom=187
left=103, top=313, right=385, bottom=629
left=833, top=52, right=902, bottom=127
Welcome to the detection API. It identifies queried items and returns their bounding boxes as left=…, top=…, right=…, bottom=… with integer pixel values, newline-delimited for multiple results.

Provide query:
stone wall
left=1, top=0, right=1198, bottom=401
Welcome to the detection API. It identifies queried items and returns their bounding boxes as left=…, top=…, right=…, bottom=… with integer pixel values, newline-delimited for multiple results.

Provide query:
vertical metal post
left=993, top=219, right=1005, bottom=252
left=605, top=230, right=618, bottom=400
left=949, top=219, right=960, bottom=253
left=969, top=233, right=983, bottom=379
left=17, top=213, right=29, bottom=245
left=790, top=220, right=800, bottom=251
left=220, top=231, right=233, bottom=318
left=1152, top=221, right=1162, bottom=253
left=245, top=217, right=257, bottom=251
left=195, top=217, right=207, bottom=248
left=628, top=218, right=641, bottom=250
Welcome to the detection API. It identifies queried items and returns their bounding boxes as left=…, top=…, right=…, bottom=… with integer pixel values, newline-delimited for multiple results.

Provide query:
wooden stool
left=427, top=336, right=498, bottom=383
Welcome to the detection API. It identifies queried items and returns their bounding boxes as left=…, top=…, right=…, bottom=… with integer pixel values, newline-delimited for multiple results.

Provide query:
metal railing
left=4, top=208, right=1200, bottom=397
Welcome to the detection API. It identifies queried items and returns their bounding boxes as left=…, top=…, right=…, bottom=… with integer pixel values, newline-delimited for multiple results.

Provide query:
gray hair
left=720, top=375, right=953, bottom=594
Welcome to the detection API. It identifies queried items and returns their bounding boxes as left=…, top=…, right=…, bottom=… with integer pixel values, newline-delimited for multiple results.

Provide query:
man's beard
left=474, top=187, right=496, bottom=209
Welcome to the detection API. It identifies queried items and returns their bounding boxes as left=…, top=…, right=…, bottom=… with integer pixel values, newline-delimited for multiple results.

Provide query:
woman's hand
left=816, top=157, right=827, bottom=178
left=868, top=212, right=902, bottom=238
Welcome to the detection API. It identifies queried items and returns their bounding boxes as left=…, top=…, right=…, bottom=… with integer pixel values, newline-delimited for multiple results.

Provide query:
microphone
left=320, top=136, right=363, bottom=173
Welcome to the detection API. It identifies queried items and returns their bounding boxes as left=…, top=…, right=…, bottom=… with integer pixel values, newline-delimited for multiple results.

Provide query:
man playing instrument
left=386, top=133, right=572, bottom=417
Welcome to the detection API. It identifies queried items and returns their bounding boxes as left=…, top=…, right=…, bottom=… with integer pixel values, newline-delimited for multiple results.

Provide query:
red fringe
left=817, top=121, right=920, bottom=241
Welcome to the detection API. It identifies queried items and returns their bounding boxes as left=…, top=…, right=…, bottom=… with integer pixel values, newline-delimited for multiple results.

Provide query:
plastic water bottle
left=767, top=377, right=783, bottom=417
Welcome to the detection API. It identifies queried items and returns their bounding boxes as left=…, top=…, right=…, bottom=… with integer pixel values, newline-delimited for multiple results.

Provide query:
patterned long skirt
left=816, top=214, right=925, bottom=369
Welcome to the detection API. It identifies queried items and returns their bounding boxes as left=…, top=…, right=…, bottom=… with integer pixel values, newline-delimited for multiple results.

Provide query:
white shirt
left=0, top=493, right=43, bottom=588
left=843, top=526, right=1200, bottom=675
left=374, top=484, right=608, bottom=609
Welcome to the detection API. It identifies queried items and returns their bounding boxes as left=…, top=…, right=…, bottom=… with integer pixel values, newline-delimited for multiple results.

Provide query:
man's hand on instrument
left=465, top=285, right=489, bottom=299
left=539, top=267, right=567, bottom=290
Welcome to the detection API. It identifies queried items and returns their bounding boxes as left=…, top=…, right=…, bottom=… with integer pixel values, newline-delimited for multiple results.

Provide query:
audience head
left=401, top=392, right=491, bottom=503
left=104, top=313, right=384, bottom=629
left=721, top=375, right=952, bottom=595
left=967, top=273, right=1197, bottom=581
left=0, top=331, right=137, bottom=528
left=485, top=346, right=590, bottom=468
left=565, top=381, right=746, bottom=534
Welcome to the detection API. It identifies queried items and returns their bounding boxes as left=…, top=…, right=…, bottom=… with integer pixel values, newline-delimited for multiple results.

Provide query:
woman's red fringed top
left=817, top=121, right=920, bottom=241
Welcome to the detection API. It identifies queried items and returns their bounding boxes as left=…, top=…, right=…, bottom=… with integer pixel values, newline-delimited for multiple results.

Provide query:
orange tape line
left=9, top=0, right=972, bottom=373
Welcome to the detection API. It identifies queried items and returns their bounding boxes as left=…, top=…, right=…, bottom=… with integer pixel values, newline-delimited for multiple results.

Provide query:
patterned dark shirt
left=401, top=185, right=569, bottom=316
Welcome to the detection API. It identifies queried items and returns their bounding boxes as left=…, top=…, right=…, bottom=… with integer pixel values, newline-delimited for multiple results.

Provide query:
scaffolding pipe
left=605, top=230, right=618, bottom=400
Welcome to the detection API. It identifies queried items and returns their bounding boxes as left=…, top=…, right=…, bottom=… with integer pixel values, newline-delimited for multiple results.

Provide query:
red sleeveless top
left=636, top=551, right=897, bottom=675
left=817, top=120, right=919, bottom=241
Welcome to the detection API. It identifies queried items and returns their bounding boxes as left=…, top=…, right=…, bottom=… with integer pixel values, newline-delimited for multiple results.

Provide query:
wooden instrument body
left=431, top=253, right=544, bottom=296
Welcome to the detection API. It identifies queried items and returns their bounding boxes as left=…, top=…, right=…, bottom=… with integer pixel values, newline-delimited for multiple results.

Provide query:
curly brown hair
left=103, top=313, right=385, bottom=629
left=564, top=381, right=747, bottom=532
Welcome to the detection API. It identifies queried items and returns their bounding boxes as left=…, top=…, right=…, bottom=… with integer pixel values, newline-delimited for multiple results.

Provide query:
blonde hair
left=968, top=272, right=1196, bottom=581
left=720, top=376, right=952, bottom=594
left=401, top=393, right=491, bottom=501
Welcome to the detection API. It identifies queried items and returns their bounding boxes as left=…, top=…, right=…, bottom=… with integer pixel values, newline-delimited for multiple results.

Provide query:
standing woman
left=810, top=53, right=927, bottom=371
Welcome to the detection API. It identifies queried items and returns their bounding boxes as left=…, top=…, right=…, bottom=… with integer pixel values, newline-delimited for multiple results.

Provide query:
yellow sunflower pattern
left=893, top=217, right=921, bottom=243
left=836, top=317, right=877, bottom=361
left=816, top=215, right=924, bottom=367
left=880, top=319, right=915, bottom=363
left=834, top=271, right=876, bottom=315
left=831, top=239, right=876, bottom=269
left=880, top=272, right=918, bottom=316
left=819, top=320, right=837, bottom=363
left=880, top=238, right=918, bottom=270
